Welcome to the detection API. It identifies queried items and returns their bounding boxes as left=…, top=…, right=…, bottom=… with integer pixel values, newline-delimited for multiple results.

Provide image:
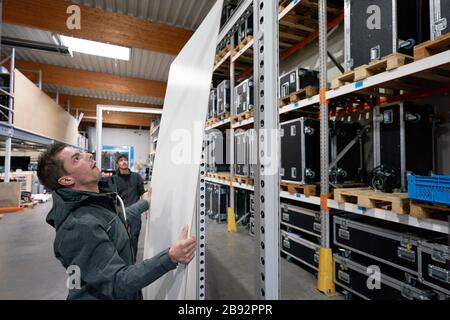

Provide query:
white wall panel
left=143, top=0, right=223, bottom=300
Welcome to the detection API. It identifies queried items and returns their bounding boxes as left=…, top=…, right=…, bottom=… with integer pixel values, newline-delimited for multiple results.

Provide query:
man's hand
left=169, top=225, right=196, bottom=265
left=142, top=188, right=152, bottom=205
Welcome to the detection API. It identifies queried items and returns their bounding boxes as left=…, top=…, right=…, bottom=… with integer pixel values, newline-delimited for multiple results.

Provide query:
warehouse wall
left=87, top=127, right=150, bottom=167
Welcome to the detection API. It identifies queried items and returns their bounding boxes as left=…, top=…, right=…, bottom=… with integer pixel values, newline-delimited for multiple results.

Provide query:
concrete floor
left=205, top=219, right=343, bottom=300
left=0, top=201, right=67, bottom=299
left=0, top=199, right=341, bottom=300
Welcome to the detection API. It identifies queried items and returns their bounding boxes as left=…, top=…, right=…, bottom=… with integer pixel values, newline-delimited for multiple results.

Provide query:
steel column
left=95, top=105, right=103, bottom=170
left=319, top=0, right=330, bottom=249
left=230, top=32, right=236, bottom=210
left=198, top=140, right=207, bottom=300
left=4, top=137, right=11, bottom=182
left=317, top=0, right=336, bottom=296
left=254, top=0, right=280, bottom=300
left=4, top=48, right=15, bottom=182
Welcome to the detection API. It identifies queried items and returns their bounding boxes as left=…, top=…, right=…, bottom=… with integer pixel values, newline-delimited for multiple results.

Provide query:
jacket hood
left=46, top=188, right=116, bottom=230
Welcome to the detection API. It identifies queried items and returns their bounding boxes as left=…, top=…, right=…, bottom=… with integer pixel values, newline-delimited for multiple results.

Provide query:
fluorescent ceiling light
left=59, top=35, right=130, bottom=61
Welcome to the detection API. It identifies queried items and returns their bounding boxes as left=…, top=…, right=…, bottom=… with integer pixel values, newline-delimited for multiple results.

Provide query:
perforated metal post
left=253, top=0, right=280, bottom=300
left=317, top=0, right=336, bottom=296
left=198, top=140, right=207, bottom=300
left=319, top=0, right=330, bottom=251
left=4, top=48, right=15, bottom=183
left=230, top=33, right=236, bottom=211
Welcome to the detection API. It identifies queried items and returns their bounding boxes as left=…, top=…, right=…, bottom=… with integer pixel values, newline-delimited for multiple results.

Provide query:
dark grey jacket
left=46, top=188, right=176, bottom=300
left=108, top=172, right=145, bottom=207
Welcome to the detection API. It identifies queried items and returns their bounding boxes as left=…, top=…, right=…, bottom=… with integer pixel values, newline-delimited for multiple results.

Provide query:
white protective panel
left=143, top=0, right=223, bottom=300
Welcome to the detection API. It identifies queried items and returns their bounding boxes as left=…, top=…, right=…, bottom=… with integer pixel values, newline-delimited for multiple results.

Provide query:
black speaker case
left=334, top=254, right=436, bottom=300
left=373, top=102, right=433, bottom=191
left=297, top=68, right=320, bottom=89
left=281, top=230, right=320, bottom=271
left=280, top=118, right=320, bottom=184
left=418, top=238, right=450, bottom=295
left=235, top=130, right=249, bottom=177
left=217, top=80, right=231, bottom=116
left=333, top=214, right=439, bottom=276
left=208, top=88, right=217, bottom=120
left=280, top=203, right=322, bottom=238
left=279, top=68, right=298, bottom=98
left=344, top=0, right=430, bottom=70
left=234, top=77, right=254, bottom=115
left=211, top=184, right=229, bottom=222
left=430, top=0, right=450, bottom=40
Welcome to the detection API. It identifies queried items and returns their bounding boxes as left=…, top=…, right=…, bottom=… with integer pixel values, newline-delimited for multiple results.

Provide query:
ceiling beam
left=47, top=93, right=163, bottom=111
left=15, top=60, right=167, bottom=98
left=80, top=111, right=154, bottom=127
left=3, top=0, right=193, bottom=55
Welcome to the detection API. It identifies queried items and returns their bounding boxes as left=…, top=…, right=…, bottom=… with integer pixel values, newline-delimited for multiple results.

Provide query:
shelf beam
left=327, top=50, right=450, bottom=100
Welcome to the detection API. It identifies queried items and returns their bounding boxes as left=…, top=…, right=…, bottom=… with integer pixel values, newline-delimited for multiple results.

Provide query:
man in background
left=108, top=154, right=146, bottom=261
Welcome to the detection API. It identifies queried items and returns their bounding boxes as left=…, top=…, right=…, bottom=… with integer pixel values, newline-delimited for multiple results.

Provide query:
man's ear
left=58, top=175, right=75, bottom=187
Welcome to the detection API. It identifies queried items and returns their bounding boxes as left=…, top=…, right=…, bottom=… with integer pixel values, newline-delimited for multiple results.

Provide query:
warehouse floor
left=205, top=219, right=343, bottom=300
left=0, top=199, right=342, bottom=300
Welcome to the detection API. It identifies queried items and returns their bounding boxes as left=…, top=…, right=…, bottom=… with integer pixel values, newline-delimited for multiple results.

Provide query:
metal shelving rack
left=148, top=119, right=160, bottom=173
left=202, top=0, right=450, bottom=300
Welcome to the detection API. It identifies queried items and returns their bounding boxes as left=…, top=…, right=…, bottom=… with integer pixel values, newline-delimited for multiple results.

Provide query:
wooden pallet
left=278, top=0, right=291, bottom=12
left=414, top=32, right=450, bottom=61
left=207, top=172, right=231, bottom=181
left=231, top=111, right=253, bottom=123
left=215, top=45, right=231, bottom=64
left=280, top=182, right=317, bottom=196
left=330, top=183, right=369, bottom=197
left=334, top=188, right=409, bottom=215
left=278, top=95, right=292, bottom=107
left=205, top=117, right=219, bottom=127
left=331, top=53, right=414, bottom=89
left=234, top=35, right=253, bottom=52
left=331, top=70, right=356, bottom=90
left=331, top=182, right=369, bottom=189
left=354, top=53, right=414, bottom=81
left=233, top=175, right=254, bottom=185
left=278, top=86, right=318, bottom=107
left=217, top=112, right=230, bottom=121
left=409, top=201, right=450, bottom=221
left=290, top=86, right=318, bottom=102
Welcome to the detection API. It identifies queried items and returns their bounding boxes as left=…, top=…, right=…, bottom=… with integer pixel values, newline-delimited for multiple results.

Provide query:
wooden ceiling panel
left=4, top=0, right=193, bottom=55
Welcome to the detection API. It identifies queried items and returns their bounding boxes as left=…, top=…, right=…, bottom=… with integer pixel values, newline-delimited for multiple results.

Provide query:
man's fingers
left=180, top=252, right=195, bottom=264
left=180, top=241, right=196, bottom=254
left=182, top=237, right=196, bottom=246
left=178, top=224, right=189, bottom=240
left=183, top=243, right=197, bottom=254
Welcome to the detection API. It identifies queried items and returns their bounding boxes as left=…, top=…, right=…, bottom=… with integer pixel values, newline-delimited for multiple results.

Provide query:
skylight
left=58, top=35, right=130, bottom=61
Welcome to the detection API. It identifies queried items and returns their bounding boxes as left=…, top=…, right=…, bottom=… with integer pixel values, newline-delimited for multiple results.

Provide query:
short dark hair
left=37, top=143, right=68, bottom=191
left=116, top=153, right=128, bottom=163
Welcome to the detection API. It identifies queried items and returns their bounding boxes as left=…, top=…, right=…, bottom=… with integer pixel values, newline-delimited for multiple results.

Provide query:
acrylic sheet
left=143, top=0, right=224, bottom=300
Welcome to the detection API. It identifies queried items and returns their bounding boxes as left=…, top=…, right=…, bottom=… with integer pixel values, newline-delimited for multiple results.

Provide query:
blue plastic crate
left=408, top=175, right=450, bottom=206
